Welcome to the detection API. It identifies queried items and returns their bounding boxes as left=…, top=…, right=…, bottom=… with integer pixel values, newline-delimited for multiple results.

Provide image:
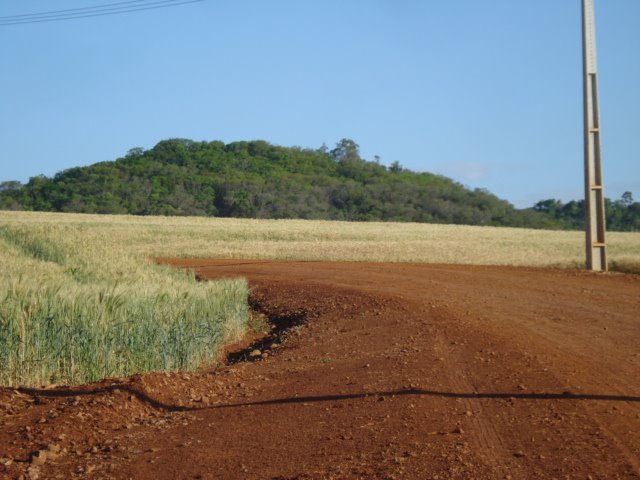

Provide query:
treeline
left=1, top=137, right=633, bottom=231
left=0, top=138, right=555, bottom=228
left=532, top=193, right=640, bottom=232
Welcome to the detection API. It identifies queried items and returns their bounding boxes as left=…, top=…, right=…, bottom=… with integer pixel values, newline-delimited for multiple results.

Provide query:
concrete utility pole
left=582, top=0, right=607, bottom=271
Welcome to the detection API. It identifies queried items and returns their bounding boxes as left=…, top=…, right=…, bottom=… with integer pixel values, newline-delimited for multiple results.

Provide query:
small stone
left=46, top=443, right=61, bottom=453
left=452, top=427, right=464, bottom=434
left=27, top=466, right=40, bottom=480
left=46, top=451, right=60, bottom=461
left=30, top=450, right=47, bottom=466
left=249, top=349, right=262, bottom=358
left=514, top=451, right=526, bottom=458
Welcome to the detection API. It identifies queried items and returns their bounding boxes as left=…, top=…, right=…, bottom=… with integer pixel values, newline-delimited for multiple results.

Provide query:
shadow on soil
left=16, top=386, right=640, bottom=414
left=210, top=389, right=640, bottom=410
left=226, top=300, right=306, bottom=365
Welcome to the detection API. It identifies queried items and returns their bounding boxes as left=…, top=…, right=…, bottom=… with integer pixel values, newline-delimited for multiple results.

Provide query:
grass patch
left=609, top=260, right=640, bottom=275
left=0, top=224, right=67, bottom=264
left=247, top=312, right=270, bottom=334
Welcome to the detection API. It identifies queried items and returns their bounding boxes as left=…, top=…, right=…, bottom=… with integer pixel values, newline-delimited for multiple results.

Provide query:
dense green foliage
left=533, top=192, right=640, bottom=232
left=0, top=137, right=602, bottom=229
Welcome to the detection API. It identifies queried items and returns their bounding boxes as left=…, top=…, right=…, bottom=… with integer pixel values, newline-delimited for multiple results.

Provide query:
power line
left=0, top=0, right=204, bottom=24
left=0, top=0, right=152, bottom=20
left=0, top=0, right=205, bottom=26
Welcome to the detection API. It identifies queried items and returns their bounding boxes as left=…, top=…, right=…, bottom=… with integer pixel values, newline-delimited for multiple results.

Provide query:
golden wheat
left=3, top=211, right=638, bottom=267
left=2, top=210, right=638, bottom=387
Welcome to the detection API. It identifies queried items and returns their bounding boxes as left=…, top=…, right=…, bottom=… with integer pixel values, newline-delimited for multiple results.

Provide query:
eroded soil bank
left=1, top=260, right=639, bottom=479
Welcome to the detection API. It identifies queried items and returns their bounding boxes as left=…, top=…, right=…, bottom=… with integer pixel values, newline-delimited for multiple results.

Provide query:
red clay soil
left=1, top=260, right=640, bottom=480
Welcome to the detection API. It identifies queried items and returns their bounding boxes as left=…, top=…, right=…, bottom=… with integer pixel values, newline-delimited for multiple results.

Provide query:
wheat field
left=0, top=212, right=249, bottom=387
left=3, top=211, right=638, bottom=267
left=1, top=210, right=638, bottom=387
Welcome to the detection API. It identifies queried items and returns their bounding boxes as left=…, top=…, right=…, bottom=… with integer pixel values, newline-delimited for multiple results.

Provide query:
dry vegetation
left=3, top=211, right=637, bottom=267
left=1, top=210, right=638, bottom=387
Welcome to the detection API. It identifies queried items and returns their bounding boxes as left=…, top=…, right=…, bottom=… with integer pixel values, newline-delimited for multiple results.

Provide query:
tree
left=0, top=181, right=22, bottom=192
left=330, top=138, right=360, bottom=163
left=533, top=199, right=563, bottom=215
left=316, top=143, right=329, bottom=154
left=389, top=161, right=403, bottom=174
left=126, top=147, right=145, bottom=158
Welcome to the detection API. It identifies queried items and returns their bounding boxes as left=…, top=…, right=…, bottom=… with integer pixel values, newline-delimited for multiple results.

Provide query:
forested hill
left=0, top=138, right=558, bottom=228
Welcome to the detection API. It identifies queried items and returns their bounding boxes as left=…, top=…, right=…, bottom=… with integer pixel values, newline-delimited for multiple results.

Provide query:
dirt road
left=2, top=261, right=639, bottom=479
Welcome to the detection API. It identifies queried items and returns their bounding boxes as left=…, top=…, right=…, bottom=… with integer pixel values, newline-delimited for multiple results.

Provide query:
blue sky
left=1, top=0, right=638, bottom=208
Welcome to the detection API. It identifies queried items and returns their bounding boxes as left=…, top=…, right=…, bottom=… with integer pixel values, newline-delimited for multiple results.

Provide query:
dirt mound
left=1, top=260, right=639, bottom=479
